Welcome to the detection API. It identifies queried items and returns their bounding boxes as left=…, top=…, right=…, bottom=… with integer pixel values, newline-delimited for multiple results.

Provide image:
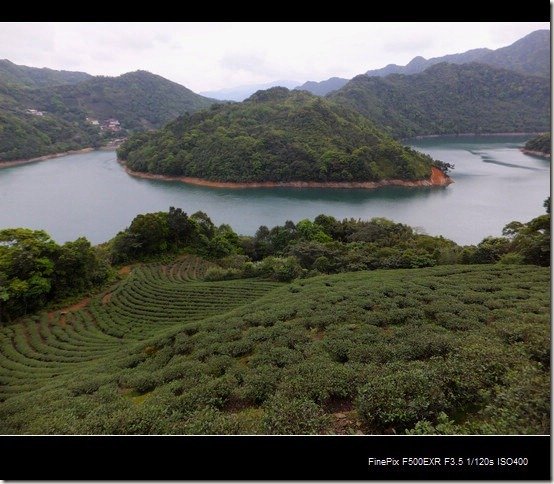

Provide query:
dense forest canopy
left=328, top=63, right=550, bottom=139
left=117, top=87, right=440, bottom=183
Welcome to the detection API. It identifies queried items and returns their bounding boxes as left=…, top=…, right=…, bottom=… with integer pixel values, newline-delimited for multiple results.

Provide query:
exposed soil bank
left=521, top=148, right=551, bottom=159
left=121, top=163, right=453, bottom=190
left=0, top=148, right=95, bottom=168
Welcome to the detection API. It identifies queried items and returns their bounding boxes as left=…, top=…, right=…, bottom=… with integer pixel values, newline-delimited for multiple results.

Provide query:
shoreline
left=520, top=148, right=551, bottom=159
left=404, top=131, right=542, bottom=141
left=121, top=162, right=453, bottom=190
left=0, top=141, right=123, bottom=169
left=0, top=147, right=96, bottom=169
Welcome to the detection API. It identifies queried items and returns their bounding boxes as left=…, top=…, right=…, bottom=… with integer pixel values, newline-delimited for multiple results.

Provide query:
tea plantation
left=0, top=256, right=549, bottom=434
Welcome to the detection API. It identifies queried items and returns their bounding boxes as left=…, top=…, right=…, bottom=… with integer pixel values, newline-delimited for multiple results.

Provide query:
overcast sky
left=0, top=22, right=548, bottom=92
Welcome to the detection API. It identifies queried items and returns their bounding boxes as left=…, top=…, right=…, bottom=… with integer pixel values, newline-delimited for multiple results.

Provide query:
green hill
left=0, top=260, right=548, bottom=434
left=0, top=69, right=216, bottom=161
left=0, top=59, right=92, bottom=88
left=524, top=133, right=551, bottom=156
left=33, top=70, right=215, bottom=131
left=329, top=63, right=550, bottom=139
left=117, top=87, right=441, bottom=183
left=0, top=80, right=103, bottom=161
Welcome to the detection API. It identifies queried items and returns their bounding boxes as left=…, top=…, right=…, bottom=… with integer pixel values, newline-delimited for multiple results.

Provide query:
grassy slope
left=0, top=258, right=549, bottom=435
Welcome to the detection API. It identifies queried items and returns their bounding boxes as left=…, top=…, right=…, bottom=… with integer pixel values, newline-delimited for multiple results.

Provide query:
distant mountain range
left=0, top=67, right=215, bottom=161
left=294, top=77, right=349, bottom=97
left=200, top=80, right=299, bottom=102
left=328, top=62, right=550, bottom=139
left=297, top=29, right=550, bottom=96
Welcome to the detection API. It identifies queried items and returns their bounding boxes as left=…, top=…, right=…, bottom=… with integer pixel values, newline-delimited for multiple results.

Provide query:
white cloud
left=0, top=22, right=549, bottom=92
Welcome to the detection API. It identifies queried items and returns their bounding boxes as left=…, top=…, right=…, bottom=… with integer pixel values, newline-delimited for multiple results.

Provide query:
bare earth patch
left=48, top=297, right=90, bottom=326
left=118, top=265, right=133, bottom=276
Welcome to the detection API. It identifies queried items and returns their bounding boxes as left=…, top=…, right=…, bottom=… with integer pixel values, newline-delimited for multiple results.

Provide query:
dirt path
left=118, top=265, right=133, bottom=276
left=48, top=297, right=91, bottom=326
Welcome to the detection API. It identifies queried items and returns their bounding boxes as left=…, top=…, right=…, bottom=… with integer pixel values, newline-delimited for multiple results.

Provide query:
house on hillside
left=102, top=119, right=121, bottom=132
left=26, top=108, right=44, bottom=116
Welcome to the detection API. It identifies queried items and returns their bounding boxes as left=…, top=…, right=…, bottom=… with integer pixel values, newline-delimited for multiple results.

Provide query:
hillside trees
left=117, top=88, right=437, bottom=183
left=0, top=229, right=110, bottom=322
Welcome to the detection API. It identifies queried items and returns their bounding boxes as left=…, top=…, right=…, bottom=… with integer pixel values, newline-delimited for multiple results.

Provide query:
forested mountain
left=477, top=29, right=550, bottom=78
left=35, top=70, right=215, bottom=131
left=299, top=29, right=549, bottom=96
left=0, top=80, right=103, bottom=161
left=0, top=69, right=216, bottom=161
left=118, top=87, right=440, bottom=183
left=328, top=63, right=550, bottom=139
left=0, top=59, right=92, bottom=88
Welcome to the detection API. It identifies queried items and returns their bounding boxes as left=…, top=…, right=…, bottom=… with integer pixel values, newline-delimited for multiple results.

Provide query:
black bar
left=0, top=435, right=549, bottom=480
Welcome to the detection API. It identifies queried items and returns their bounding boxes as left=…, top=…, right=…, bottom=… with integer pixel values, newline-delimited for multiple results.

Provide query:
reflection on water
left=0, top=134, right=549, bottom=245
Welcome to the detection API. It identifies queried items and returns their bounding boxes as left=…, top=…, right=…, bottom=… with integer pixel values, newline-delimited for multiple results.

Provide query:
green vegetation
left=0, top=229, right=112, bottom=323
left=0, top=262, right=548, bottom=434
left=0, top=59, right=92, bottom=88
left=0, top=201, right=549, bottom=434
left=329, top=63, right=550, bottom=139
left=0, top=70, right=215, bottom=161
left=34, top=71, right=215, bottom=132
left=478, top=29, right=550, bottom=79
left=0, top=108, right=104, bottom=161
left=118, top=87, right=439, bottom=183
left=524, top=133, right=551, bottom=156
left=1, top=199, right=549, bottom=323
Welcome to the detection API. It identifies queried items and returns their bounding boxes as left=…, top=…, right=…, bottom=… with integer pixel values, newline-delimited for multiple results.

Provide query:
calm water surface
left=0, top=135, right=549, bottom=245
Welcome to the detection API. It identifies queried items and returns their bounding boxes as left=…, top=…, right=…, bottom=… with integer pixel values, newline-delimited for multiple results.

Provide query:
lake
left=0, top=134, right=549, bottom=245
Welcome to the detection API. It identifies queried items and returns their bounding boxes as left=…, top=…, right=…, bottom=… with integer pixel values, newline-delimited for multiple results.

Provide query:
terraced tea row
left=0, top=255, right=281, bottom=401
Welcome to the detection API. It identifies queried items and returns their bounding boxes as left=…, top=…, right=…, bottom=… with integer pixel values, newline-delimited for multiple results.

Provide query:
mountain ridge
left=200, top=80, right=300, bottom=102
left=0, top=59, right=93, bottom=88
left=298, top=29, right=549, bottom=96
